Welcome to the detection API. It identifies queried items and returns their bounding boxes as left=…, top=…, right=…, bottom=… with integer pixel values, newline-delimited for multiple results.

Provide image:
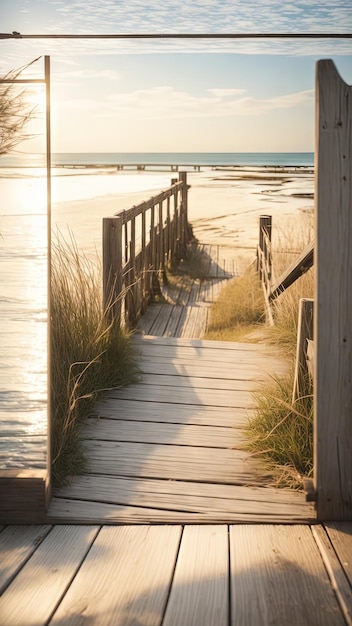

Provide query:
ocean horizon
left=0, top=151, right=315, bottom=168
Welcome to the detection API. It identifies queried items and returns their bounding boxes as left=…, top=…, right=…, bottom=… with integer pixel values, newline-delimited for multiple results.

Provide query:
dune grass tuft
left=205, top=267, right=266, bottom=341
left=51, top=235, right=140, bottom=486
left=246, top=373, right=313, bottom=488
left=202, top=212, right=315, bottom=488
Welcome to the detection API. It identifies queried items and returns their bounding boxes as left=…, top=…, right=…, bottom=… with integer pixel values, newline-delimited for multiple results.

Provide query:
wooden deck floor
left=4, top=245, right=347, bottom=624
left=1, top=522, right=352, bottom=625
left=47, top=335, right=314, bottom=524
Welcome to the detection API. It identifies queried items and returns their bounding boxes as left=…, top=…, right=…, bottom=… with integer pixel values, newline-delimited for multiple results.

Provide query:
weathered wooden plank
left=51, top=475, right=314, bottom=520
left=163, top=305, right=184, bottom=337
left=83, top=440, right=267, bottom=485
left=314, top=60, right=352, bottom=520
left=0, top=525, right=99, bottom=626
left=106, top=384, right=255, bottom=408
left=230, top=525, right=345, bottom=625
left=0, top=525, right=52, bottom=595
left=324, top=523, right=352, bottom=587
left=269, top=240, right=314, bottom=301
left=292, top=298, right=314, bottom=402
left=48, top=497, right=314, bottom=524
left=50, top=526, right=181, bottom=626
left=149, top=305, right=174, bottom=337
left=163, top=526, right=228, bottom=626
left=0, top=469, right=48, bottom=523
left=133, top=334, right=273, bottom=352
left=136, top=303, right=164, bottom=335
left=93, top=398, right=252, bottom=427
left=134, top=372, right=258, bottom=391
left=138, top=358, right=286, bottom=380
left=135, top=345, right=284, bottom=369
left=312, top=525, right=352, bottom=625
left=83, top=418, right=245, bottom=447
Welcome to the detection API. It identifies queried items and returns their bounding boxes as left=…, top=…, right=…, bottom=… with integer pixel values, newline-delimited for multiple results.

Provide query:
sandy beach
left=0, top=163, right=314, bottom=467
left=52, top=166, right=314, bottom=269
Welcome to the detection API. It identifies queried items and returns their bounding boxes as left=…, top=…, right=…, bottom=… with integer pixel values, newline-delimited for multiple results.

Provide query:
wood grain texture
left=83, top=418, right=245, bottom=448
left=134, top=372, right=261, bottom=391
left=52, top=475, right=312, bottom=515
left=0, top=469, right=48, bottom=523
left=93, top=398, right=251, bottom=427
left=312, top=525, right=352, bottom=626
left=314, top=59, right=352, bottom=519
left=0, top=525, right=99, bottom=626
left=163, top=526, right=228, bottom=626
left=0, top=525, right=52, bottom=595
left=230, top=525, right=345, bottom=625
left=105, top=384, right=255, bottom=408
left=50, top=526, right=181, bottom=626
left=324, top=523, right=352, bottom=587
left=83, top=440, right=265, bottom=485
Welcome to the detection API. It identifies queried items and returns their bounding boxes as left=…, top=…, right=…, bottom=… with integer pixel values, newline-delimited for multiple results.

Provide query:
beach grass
left=202, top=212, right=314, bottom=488
left=247, top=213, right=314, bottom=487
left=51, top=235, right=139, bottom=486
left=204, top=267, right=266, bottom=341
left=245, top=372, right=313, bottom=488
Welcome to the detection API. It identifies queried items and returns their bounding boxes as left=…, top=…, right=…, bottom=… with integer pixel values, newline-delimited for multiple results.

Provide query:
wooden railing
left=103, top=172, right=191, bottom=328
left=257, top=215, right=315, bottom=400
left=257, top=214, right=314, bottom=321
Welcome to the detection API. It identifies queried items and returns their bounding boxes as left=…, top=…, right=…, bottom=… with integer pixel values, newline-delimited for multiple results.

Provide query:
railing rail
left=257, top=214, right=314, bottom=322
left=103, top=172, right=191, bottom=328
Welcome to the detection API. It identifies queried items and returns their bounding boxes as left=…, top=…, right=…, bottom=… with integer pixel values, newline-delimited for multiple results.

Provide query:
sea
left=0, top=152, right=314, bottom=468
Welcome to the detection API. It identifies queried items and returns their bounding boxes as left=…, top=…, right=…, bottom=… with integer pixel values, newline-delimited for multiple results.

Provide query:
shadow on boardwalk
left=48, top=245, right=314, bottom=524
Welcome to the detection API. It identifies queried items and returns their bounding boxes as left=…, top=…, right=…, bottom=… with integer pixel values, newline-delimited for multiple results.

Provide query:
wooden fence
left=257, top=215, right=315, bottom=403
left=257, top=59, right=352, bottom=520
left=103, top=172, right=191, bottom=328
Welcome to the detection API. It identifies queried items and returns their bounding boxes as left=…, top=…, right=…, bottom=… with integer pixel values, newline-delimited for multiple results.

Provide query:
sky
left=0, top=0, right=351, bottom=153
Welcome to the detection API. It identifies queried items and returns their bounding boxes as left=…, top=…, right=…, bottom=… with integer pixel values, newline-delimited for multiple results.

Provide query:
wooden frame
left=314, top=60, right=352, bottom=520
left=0, top=56, right=51, bottom=522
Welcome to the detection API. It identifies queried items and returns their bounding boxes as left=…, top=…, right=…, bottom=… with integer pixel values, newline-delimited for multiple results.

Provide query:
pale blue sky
left=1, top=0, right=351, bottom=152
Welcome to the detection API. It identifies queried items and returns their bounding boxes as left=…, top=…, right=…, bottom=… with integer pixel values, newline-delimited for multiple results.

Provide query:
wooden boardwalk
left=47, top=334, right=314, bottom=524
left=3, top=244, right=352, bottom=624
left=1, top=522, right=352, bottom=625
left=47, top=248, right=314, bottom=523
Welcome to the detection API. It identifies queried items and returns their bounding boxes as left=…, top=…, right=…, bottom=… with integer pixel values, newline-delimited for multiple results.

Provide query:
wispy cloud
left=2, top=0, right=352, bottom=57
left=58, top=85, right=314, bottom=119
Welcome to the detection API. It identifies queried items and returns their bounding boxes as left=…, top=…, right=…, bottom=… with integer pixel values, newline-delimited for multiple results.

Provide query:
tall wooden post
left=45, top=55, right=52, bottom=506
left=315, top=60, right=352, bottom=520
left=103, top=216, right=123, bottom=327
left=179, top=171, right=188, bottom=250
left=258, top=215, right=272, bottom=280
left=292, top=298, right=314, bottom=403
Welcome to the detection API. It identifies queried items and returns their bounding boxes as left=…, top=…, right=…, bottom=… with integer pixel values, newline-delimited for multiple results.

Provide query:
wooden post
left=179, top=171, right=188, bottom=250
left=44, top=55, right=52, bottom=507
left=314, top=60, right=352, bottom=520
left=127, top=216, right=136, bottom=325
left=258, top=215, right=272, bottom=279
left=103, top=216, right=123, bottom=327
left=141, top=210, right=146, bottom=311
left=292, top=298, right=314, bottom=403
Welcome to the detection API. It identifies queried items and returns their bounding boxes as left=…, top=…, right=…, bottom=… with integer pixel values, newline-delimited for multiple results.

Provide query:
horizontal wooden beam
left=1, top=33, right=351, bottom=40
left=269, top=241, right=314, bottom=301
left=115, top=182, right=185, bottom=223
left=0, top=470, right=49, bottom=523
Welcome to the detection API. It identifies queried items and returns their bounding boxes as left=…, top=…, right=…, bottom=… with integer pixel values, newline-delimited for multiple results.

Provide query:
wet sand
left=52, top=166, right=314, bottom=268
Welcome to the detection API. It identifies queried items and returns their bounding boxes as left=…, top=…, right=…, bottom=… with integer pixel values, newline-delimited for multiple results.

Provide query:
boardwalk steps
left=47, top=335, right=313, bottom=524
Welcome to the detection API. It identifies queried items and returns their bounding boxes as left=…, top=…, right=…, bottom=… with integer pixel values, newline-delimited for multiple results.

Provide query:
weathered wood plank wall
left=314, top=60, right=352, bottom=520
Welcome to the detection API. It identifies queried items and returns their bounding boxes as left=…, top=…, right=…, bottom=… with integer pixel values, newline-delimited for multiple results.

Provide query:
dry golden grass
left=204, top=268, right=266, bottom=341
left=268, top=211, right=314, bottom=353
left=51, top=234, right=139, bottom=485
